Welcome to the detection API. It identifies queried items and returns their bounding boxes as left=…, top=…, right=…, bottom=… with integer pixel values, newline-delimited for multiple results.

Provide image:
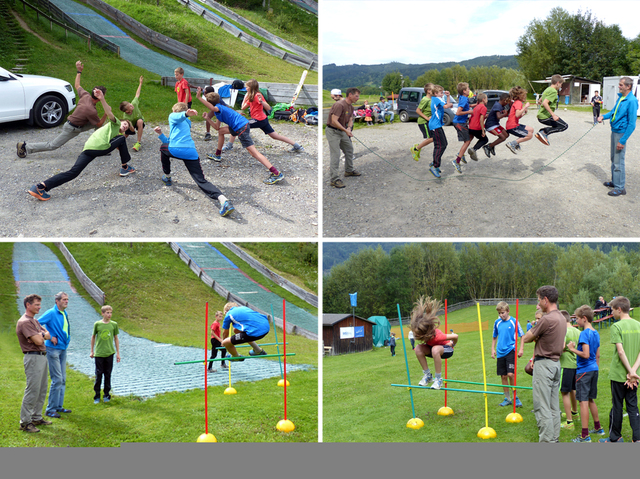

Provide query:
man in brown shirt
left=16, top=294, right=52, bottom=433
left=326, top=87, right=361, bottom=188
left=523, top=285, right=567, bottom=442
left=17, top=60, right=107, bottom=158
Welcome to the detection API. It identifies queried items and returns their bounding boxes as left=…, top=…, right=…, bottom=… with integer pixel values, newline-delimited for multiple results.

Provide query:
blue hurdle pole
left=397, top=304, right=418, bottom=420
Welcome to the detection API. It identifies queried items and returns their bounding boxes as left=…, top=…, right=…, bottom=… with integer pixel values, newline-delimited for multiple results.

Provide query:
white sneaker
left=419, top=372, right=433, bottom=387
left=431, top=378, right=443, bottom=390
left=222, top=142, right=234, bottom=152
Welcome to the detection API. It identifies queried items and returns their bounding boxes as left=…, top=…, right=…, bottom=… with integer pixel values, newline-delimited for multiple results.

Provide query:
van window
left=400, top=90, right=412, bottom=101
left=408, top=91, right=420, bottom=102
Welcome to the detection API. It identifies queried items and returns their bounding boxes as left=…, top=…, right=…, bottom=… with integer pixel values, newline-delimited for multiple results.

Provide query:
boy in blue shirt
left=221, top=302, right=271, bottom=359
left=451, top=82, right=474, bottom=174
left=567, top=305, right=604, bottom=442
left=491, top=302, right=524, bottom=407
left=428, top=85, right=453, bottom=178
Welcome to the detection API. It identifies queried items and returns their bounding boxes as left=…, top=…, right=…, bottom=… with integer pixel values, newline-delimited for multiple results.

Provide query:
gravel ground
left=323, top=109, right=640, bottom=238
left=1, top=120, right=318, bottom=238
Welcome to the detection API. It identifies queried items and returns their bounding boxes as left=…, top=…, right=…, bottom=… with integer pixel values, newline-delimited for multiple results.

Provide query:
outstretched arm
left=135, top=76, right=143, bottom=98
left=75, top=60, right=83, bottom=91
left=93, top=88, right=115, bottom=122
left=195, top=87, right=218, bottom=113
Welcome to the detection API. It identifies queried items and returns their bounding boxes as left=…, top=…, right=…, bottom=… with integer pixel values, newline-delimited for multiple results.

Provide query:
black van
left=396, top=87, right=456, bottom=125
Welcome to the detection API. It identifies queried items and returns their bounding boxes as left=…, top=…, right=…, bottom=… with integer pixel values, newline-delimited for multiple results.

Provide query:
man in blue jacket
left=38, top=292, right=72, bottom=418
left=598, top=77, right=638, bottom=197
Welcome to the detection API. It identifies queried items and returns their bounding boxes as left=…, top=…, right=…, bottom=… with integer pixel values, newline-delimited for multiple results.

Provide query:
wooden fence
left=221, top=243, right=318, bottom=308
left=168, top=242, right=318, bottom=340
left=84, top=0, right=198, bottom=63
left=54, top=243, right=106, bottom=305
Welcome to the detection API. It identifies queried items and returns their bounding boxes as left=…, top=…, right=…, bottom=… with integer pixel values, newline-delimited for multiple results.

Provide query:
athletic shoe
left=482, top=145, right=491, bottom=158
left=562, top=411, right=579, bottom=419
left=599, top=436, right=624, bottom=442
left=207, top=153, right=222, bottom=162
left=344, top=169, right=361, bottom=177
left=499, top=398, right=512, bottom=407
left=119, top=164, right=136, bottom=176
left=516, top=144, right=522, bottom=152
left=489, top=146, right=496, bottom=156
left=561, top=421, right=575, bottom=430
left=208, top=368, right=218, bottom=373
left=264, top=172, right=284, bottom=185
left=94, top=398, right=100, bottom=404
left=132, top=142, right=141, bottom=152
left=103, top=396, right=111, bottom=403
left=429, top=166, right=441, bottom=178
left=589, top=427, right=606, bottom=436
left=17, top=141, right=27, bottom=158
left=204, top=132, right=212, bottom=141
left=608, top=188, right=626, bottom=196
left=535, top=131, right=550, bottom=146
left=249, top=348, right=267, bottom=356
left=20, top=423, right=40, bottom=433
left=161, top=175, right=172, bottom=186
left=431, top=378, right=443, bottom=390
left=452, top=159, right=462, bottom=173
left=603, top=181, right=615, bottom=188
left=506, top=141, right=518, bottom=154
left=231, top=355, right=245, bottom=362
left=221, top=363, right=229, bottom=369
left=33, top=418, right=53, bottom=425
left=459, top=155, right=467, bottom=164
left=58, top=409, right=72, bottom=413
left=221, top=142, right=233, bottom=151
left=572, top=435, right=591, bottom=443
left=515, top=397, right=523, bottom=408
left=418, top=372, right=433, bottom=387
left=468, top=148, right=478, bottom=161
left=219, top=200, right=235, bottom=217
left=411, top=144, right=421, bottom=161
left=290, top=144, right=304, bottom=152
left=330, top=179, right=345, bottom=188
left=45, top=411, right=61, bottom=419
left=28, top=184, right=50, bottom=201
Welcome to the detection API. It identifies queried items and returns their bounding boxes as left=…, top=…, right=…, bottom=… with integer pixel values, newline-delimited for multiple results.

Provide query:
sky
left=321, top=0, right=640, bottom=66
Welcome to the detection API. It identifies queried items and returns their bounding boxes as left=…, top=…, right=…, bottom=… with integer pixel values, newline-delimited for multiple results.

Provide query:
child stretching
left=505, top=86, right=533, bottom=154
left=451, top=82, right=474, bottom=174
left=427, top=85, right=453, bottom=178
left=567, top=305, right=604, bottom=442
left=467, top=92, right=488, bottom=161
left=197, top=87, right=284, bottom=185
left=120, top=76, right=145, bottom=152
left=411, top=296, right=458, bottom=390
left=482, top=92, right=510, bottom=158
left=535, top=74, right=568, bottom=146
left=220, top=79, right=303, bottom=153
left=410, top=83, right=434, bottom=162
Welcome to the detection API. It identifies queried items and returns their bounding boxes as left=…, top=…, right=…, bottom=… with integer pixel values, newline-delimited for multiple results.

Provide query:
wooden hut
left=322, top=314, right=375, bottom=356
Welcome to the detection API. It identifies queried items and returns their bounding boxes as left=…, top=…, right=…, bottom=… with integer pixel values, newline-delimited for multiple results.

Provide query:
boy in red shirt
left=174, top=67, right=192, bottom=108
left=505, top=86, right=534, bottom=154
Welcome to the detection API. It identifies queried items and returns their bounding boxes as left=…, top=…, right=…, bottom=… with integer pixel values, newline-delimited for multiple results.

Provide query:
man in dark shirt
left=326, top=87, right=361, bottom=188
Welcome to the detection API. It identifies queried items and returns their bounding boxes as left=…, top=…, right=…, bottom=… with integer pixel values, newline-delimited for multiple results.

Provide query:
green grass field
left=323, top=304, right=638, bottom=443
left=0, top=242, right=317, bottom=446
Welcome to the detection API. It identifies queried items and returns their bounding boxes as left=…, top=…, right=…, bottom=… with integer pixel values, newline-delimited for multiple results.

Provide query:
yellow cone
left=196, top=433, right=217, bottom=442
left=506, top=412, right=523, bottom=423
left=406, top=417, right=424, bottom=429
left=477, top=426, right=497, bottom=439
left=276, top=419, right=295, bottom=432
left=277, top=379, right=290, bottom=387
left=224, top=387, right=237, bottom=395
left=438, top=406, right=454, bottom=416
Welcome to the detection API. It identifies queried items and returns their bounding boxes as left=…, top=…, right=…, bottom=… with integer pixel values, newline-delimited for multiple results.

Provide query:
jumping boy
left=600, top=296, right=640, bottom=443
left=197, top=87, right=284, bottom=185
left=567, top=305, right=604, bottom=442
left=491, top=301, right=524, bottom=407
left=483, top=92, right=510, bottom=157
left=411, top=83, right=434, bottom=162
left=174, top=67, right=192, bottom=108
left=90, top=305, right=120, bottom=404
left=28, top=88, right=135, bottom=201
left=536, top=74, right=568, bottom=146
left=221, top=302, right=270, bottom=359
left=560, top=310, right=580, bottom=429
left=120, top=75, right=145, bottom=152
left=428, top=85, right=453, bottom=178
left=467, top=92, right=488, bottom=161
left=451, top=82, right=474, bottom=173
left=505, top=86, right=534, bottom=154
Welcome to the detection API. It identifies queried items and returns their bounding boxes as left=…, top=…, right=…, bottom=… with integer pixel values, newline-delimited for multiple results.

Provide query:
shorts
left=469, top=129, right=485, bottom=140
left=229, top=124, right=253, bottom=148
left=487, top=125, right=506, bottom=136
left=507, top=124, right=528, bottom=138
left=426, top=344, right=454, bottom=359
left=496, top=350, right=516, bottom=376
left=454, top=123, right=470, bottom=142
left=560, top=367, right=577, bottom=393
left=418, top=123, right=431, bottom=139
left=230, top=330, right=268, bottom=345
left=249, top=117, right=275, bottom=135
left=125, top=120, right=145, bottom=135
left=575, top=370, right=598, bottom=401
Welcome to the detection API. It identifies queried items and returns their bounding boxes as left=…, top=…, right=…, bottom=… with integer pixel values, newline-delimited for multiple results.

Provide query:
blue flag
left=349, top=292, right=357, bottom=308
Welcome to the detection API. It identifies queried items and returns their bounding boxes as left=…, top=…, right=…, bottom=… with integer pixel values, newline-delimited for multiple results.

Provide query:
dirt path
left=323, top=109, right=640, bottom=238
left=13, top=11, right=60, bottom=48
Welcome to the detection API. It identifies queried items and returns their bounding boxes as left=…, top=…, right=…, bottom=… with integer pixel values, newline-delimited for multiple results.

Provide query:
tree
left=381, top=72, right=402, bottom=95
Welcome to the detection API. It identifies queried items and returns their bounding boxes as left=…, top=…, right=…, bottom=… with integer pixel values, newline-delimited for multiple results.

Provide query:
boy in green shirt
left=411, top=84, right=434, bottom=162
left=535, top=74, right=568, bottom=146
left=120, top=76, right=145, bottom=152
left=600, top=296, right=640, bottom=442
left=560, top=310, right=580, bottom=429
left=90, top=305, right=120, bottom=404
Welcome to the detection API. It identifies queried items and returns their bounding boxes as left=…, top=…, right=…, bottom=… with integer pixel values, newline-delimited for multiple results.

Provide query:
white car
left=0, top=66, right=76, bottom=128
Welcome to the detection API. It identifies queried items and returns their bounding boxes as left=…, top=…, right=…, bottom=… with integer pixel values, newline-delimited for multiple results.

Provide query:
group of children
left=407, top=295, right=640, bottom=443
left=410, top=74, right=569, bottom=178
left=24, top=62, right=304, bottom=218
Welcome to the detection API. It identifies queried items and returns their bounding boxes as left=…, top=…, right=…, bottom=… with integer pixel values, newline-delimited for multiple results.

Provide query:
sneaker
left=515, top=397, right=523, bottom=408
left=119, top=164, right=136, bottom=176
left=608, top=188, right=626, bottom=196
left=221, top=142, right=234, bottom=151
left=219, top=200, right=235, bottom=217
left=58, top=408, right=72, bottom=413
left=231, top=355, right=245, bottom=362
left=452, top=159, right=462, bottom=174
left=431, top=378, right=443, bottom=390
left=221, top=363, right=229, bottom=369
left=430, top=166, right=441, bottom=178
left=411, top=144, right=421, bottom=162
left=103, top=396, right=111, bottom=403
left=468, top=148, right=478, bottom=161
left=603, top=181, right=615, bottom=188
left=290, top=144, right=304, bottom=152
left=589, top=427, right=606, bottom=436
left=208, top=368, right=218, bottom=373
left=418, top=372, right=433, bottom=387
left=499, top=398, right=512, bottom=407
left=344, top=169, right=361, bottom=177
left=264, top=172, right=284, bottom=185
left=572, top=435, right=591, bottom=443
left=506, top=141, right=518, bottom=154
left=535, top=131, right=550, bottom=146
left=459, top=155, right=467, bottom=164
left=132, top=142, right=141, bottom=152
left=561, top=421, right=575, bottom=429
left=161, top=175, right=172, bottom=186
left=204, top=132, right=212, bottom=141
left=28, top=184, right=50, bottom=201
left=20, top=423, right=40, bottom=433
left=17, top=141, right=27, bottom=158
left=482, top=145, right=491, bottom=158
left=599, top=436, right=624, bottom=443
left=330, top=179, right=345, bottom=188
left=94, top=398, right=100, bottom=404
left=516, top=144, right=522, bottom=152
left=33, top=418, right=53, bottom=425
left=207, top=153, right=222, bottom=162
left=45, top=411, right=61, bottom=419
left=249, top=348, right=267, bottom=356
left=489, top=146, right=496, bottom=156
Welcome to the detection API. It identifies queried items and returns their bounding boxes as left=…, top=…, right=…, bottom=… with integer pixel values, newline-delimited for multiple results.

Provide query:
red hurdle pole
left=283, top=299, right=288, bottom=421
left=444, top=299, right=448, bottom=408
left=513, top=299, right=519, bottom=414
left=204, top=302, right=209, bottom=434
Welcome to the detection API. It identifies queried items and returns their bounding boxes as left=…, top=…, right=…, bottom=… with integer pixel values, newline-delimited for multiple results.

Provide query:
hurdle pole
left=271, top=304, right=284, bottom=379
left=444, top=299, right=448, bottom=408
left=513, top=300, right=518, bottom=412
left=397, top=304, right=423, bottom=429
left=204, top=302, right=209, bottom=434
left=276, top=299, right=295, bottom=432
left=477, top=303, right=496, bottom=438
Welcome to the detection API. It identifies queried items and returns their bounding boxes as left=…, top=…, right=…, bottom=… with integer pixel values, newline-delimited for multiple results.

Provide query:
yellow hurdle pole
left=477, top=303, right=490, bottom=429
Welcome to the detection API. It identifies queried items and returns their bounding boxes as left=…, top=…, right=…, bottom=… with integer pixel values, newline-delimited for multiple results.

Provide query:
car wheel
left=443, top=112, right=452, bottom=126
left=399, top=110, right=409, bottom=122
left=33, top=95, right=67, bottom=128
